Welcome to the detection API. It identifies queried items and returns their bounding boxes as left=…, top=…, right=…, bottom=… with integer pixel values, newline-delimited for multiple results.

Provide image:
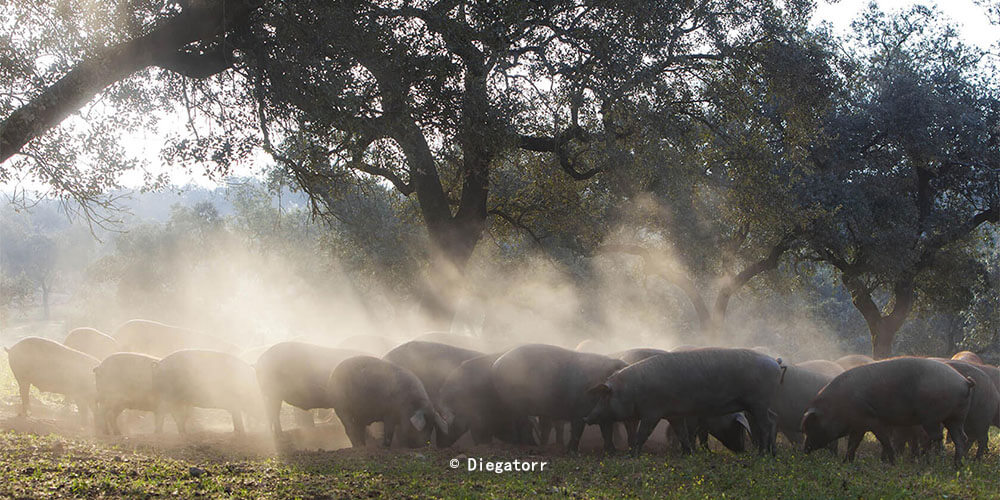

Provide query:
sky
left=4, top=0, right=1000, bottom=194
left=814, top=0, right=999, bottom=49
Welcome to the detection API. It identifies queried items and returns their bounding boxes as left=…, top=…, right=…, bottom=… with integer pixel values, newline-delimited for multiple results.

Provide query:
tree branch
left=518, top=125, right=608, bottom=180
left=155, top=47, right=235, bottom=79
left=1, top=1, right=258, bottom=163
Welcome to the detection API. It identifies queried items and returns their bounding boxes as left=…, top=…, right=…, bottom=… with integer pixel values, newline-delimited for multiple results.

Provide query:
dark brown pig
left=115, top=320, right=238, bottom=358
left=585, top=348, right=781, bottom=456
left=795, top=360, right=844, bottom=379
left=5, top=337, right=99, bottom=425
left=413, top=332, right=492, bottom=352
left=942, top=360, right=999, bottom=459
left=492, top=344, right=626, bottom=453
left=335, top=335, right=402, bottom=356
left=951, top=351, right=984, bottom=365
left=802, top=357, right=975, bottom=467
left=612, top=347, right=751, bottom=453
left=612, top=348, right=669, bottom=364
left=977, top=364, right=1000, bottom=402
left=436, top=353, right=536, bottom=447
left=152, top=350, right=262, bottom=434
left=63, top=328, right=119, bottom=360
left=382, top=341, right=483, bottom=403
left=94, top=352, right=162, bottom=435
left=254, top=342, right=367, bottom=438
left=327, top=356, right=447, bottom=448
left=772, top=365, right=836, bottom=448
left=835, top=354, right=874, bottom=370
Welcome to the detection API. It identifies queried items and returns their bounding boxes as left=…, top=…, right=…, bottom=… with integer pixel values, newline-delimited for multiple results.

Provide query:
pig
left=254, top=341, right=366, bottom=437
left=951, top=351, right=984, bottom=365
left=772, top=365, right=836, bottom=449
left=327, top=355, right=447, bottom=448
left=94, top=352, right=162, bottom=435
left=382, top=341, right=484, bottom=403
left=941, top=360, right=1000, bottom=459
left=613, top=348, right=669, bottom=364
left=5, top=337, right=100, bottom=426
left=114, top=319, right=238, bottom=358
left=835, top=354, right=874, bottom=370
left=891, top=358, right=999, bottom=459
left=436, top=353, right=536, bottom=447
left=585, top=348, right=781, bottom=456
left=576, top=339, right=613, bottom=354
left=413, top=332, right=491, bottom=352
left=612, top=347, right=751, bottom=453
left=801, top=357, right=975, bottom=467
left=977, top=364, right=1000, bottom=401
left=239, top=344, right=272, bottom=364
left=492, top=344, right=626, bottom=453
left=670, top=345, right=701, bottom=352
left=63, top=328, right=119, bottom=360
left=795, top=360, right=844, bottom=379
left=750, top=346, right=781, bottom=359
left=335, top=335, right=402, bottom=356
left=152, top=349, right=262, bottom=434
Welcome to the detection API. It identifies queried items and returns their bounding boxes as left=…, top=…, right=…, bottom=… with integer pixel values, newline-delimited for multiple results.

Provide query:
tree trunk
left=40, top=282, right=50, bottom=321
left=844, top=276, right=915, bottom=360
left=870, top=321, right=897, bottom=360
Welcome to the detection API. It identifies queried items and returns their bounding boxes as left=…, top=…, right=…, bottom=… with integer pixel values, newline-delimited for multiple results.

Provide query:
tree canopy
left=1, top=0, right=997, bottom=355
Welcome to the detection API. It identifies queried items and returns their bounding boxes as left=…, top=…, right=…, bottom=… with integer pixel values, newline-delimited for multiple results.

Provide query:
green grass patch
left=0, top=430, right=997, bottom=499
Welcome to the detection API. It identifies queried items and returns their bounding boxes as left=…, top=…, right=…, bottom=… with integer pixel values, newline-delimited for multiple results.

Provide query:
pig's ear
left=801, top=408, right=820, bottom=431
left=433, top=411, right=449, bottom=436
left=587, top=383, right=612, bottom=397
left=410, top=410, right=427, bottom=431
left=734, top=413, right=751, bottom=435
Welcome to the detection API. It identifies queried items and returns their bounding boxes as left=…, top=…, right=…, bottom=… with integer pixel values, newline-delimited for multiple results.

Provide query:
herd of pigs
left=3, top=319, right=999, bottom=470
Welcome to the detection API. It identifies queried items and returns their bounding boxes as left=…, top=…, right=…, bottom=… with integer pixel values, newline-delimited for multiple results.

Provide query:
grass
left=0, top=427, right=997, bottom=499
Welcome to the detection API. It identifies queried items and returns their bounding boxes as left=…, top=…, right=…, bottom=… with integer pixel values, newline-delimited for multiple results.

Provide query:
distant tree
left=796, top=7, right=1000, bottom=357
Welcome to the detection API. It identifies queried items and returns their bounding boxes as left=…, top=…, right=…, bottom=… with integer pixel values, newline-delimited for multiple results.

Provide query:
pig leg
left=940, top=418, right=968, bottom=469
left=153, top=411, right=165, bottom=434
left=17, top=380, right=30, bottom=417
left=538, top=417, right=552, bottom=446
left=382, top=420, right=395, bottom=448
left=566, top=419, right=585, bottom=453
left=667, top=418, right=693, bottom=455
left=745, top=406, right=773, bottom=455
left=555, top=421, right=566, bottom=446
left=624, top=418, right=638, bottom=448
left=230, top=410, right=245, bottom=434
left=870, top=426, right=895, bottom=464
left=110, top=406, right=125, bottom=436
left=599, top=422, right=616, bottom=454
left=339, top=413, right=367, bottom=447
left=825, top=438, right=839, bottom=457
left=171, top=407, right=191, bottom=434
left=920, top=423, right=945, bottom=460
left=972, top=432, right=987, bottom=460
left=630, top=417, right=659, bottom=457
left=844, top=430, right=864, bottom=463
left=264, top=397, right=283, bottom=438
left=692, top=419, right=710, bottom=450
